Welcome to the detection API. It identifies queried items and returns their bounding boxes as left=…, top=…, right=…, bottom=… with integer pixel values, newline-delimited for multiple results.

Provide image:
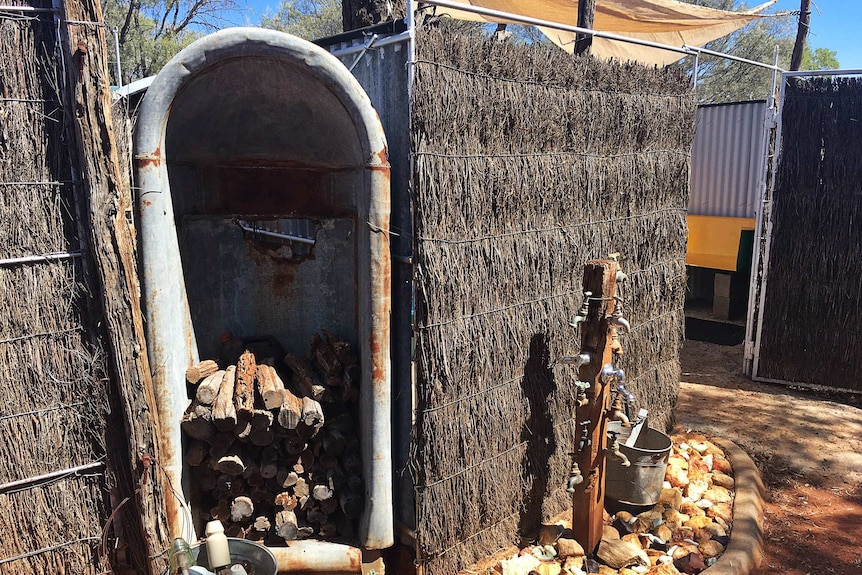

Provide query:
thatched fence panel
left=759, top=76, right=862, bottom=390
left=0, top=6, right=110, bottom=574
left=410, top=27, right=694, bottom=575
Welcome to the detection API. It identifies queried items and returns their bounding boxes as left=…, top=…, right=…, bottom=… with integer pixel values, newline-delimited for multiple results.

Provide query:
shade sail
left=433, top=0, right=777, bottom=66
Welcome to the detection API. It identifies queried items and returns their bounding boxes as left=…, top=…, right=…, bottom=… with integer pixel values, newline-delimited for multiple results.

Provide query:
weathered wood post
left=575, top=0, right=596, bottom=56
left=56, top=0, right=171, bottom=571
left=571, top=260, right=618, bottom=552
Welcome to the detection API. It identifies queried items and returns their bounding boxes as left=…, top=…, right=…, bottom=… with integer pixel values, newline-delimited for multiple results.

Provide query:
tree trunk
left=342, top=0, right=407, bottom=32
left=575, top=0, right=596, bottom=56
left=57, top=0, right=170, bottom=571
left=790, top=0, right=812, bottom=71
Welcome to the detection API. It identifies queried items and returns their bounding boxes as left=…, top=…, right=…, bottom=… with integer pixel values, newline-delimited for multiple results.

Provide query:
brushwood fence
left=0, top=6, right=111, bottom=573
left=758, top=76, right=862, bottom=391
left=0, top=3, right=168, bottom=573
left=410, top=27, right=695, bottom=575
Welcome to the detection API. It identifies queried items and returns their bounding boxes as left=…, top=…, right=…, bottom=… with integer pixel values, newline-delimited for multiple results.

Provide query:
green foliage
left=259, top=0, right=342, bottom=40
left=103, top=0, right=239, bottom=83
left=801, top=47, right=840, bottom=70
left=676, top=0, right=839, bottom=103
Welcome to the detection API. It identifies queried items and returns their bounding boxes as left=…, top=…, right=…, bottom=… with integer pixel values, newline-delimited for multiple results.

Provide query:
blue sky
left=771, top=0, right=862, bottom=67
left=233, top=0, right=861, bottom=68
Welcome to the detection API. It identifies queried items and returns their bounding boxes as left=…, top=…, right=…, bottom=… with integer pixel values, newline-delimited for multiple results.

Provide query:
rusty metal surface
left=135, top=27, right=394, bottom=551
left=329, top=31, right=415, bottom=534
left=270, top=541, right=363, bottom=573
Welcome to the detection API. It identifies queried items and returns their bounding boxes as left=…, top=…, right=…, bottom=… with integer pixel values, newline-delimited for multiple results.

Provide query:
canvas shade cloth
left=432, top=0, right=777, bottom=66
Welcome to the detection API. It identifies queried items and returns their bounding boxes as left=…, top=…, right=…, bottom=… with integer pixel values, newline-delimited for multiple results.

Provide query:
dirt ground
left=676, top=340, right=862, bottom=575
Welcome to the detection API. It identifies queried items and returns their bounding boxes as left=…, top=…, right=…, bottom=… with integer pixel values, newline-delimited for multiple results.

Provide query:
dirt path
left=676, top=340, right=862, bottom=574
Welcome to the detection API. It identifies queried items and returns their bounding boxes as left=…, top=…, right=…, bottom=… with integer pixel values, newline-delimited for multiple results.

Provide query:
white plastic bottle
left=205, top=520, right=231, bottom=572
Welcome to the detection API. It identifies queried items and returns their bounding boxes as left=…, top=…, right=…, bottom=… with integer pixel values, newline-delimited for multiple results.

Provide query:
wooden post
left=790, top=0, right=812, bottom=71
left=575, top=0, right=596, bottom=56
left=571, top=260, right=618, bottom=552
left=56, top=1, right=170, bottom=572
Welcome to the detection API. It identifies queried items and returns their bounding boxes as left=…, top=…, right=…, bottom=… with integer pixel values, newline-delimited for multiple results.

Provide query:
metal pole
left=743, top=45, right=780, bottom=375
left=112, top=26, right=122, bottom=87
left=421, top=0, right=694, bottom=57
left=751, top=69, right=788, bottom=379
left=420, top=0, right=787, bottom=71
left=691, top=51, right=700, bottom=90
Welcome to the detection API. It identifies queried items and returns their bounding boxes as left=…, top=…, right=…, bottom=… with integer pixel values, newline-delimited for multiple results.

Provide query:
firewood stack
left=180, top=331, right=364, bottom=544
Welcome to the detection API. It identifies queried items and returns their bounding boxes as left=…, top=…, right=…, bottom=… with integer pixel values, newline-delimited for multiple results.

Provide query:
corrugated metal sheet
left=689, top=101, right=767, bottom=218
left=327, top=33, right=417, bottom=532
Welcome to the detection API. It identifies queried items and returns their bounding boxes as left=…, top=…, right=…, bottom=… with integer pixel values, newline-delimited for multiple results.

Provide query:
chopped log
left=197, top=467, right=218, bottom=491
left=246, top=469, right=265, bottom=488
left=235, top=351, right=257, bottom=421
left=311, top=333, right=342, bottom=375
left=341, top=387, right=360, bottom=403
left=231, top=496, right=255, bottom=523
left=260, top=447, right=279, bottom=479
left=249, top=429, right=275, bottom=447
left=184, top=440, right=209, bottom=466
left=342, top=450, right=362, bottom=476
left=226, top=477, right=246, bottom=498
left=296, top=517, right=314, bottom=539
left=339, top=491, right=364, bottom=519
left=319, top=520, right=338, bottom=538
left=337, top=514, right=355, bottom=539
left=208, top=433, right=236, bottom=461
left=312, top=484, right=334, bottom=502
left=307, top=507, right=327, bottom=524
left=195, top=370, right=226, bottom=405
left=186, top=359, right=220, bottom=384
left=251, top=409, right=274, bottom=430
left=278, top=390, right=303, bottom=430
left=326, top=409, right=355, bottom=433
left=213, top=366, right=238, bottom=432
left=320, top=496, right=338, bottom=515
left=278, top=470, right=299, bottom=488
left=275, top=509, right=298, bottom=540
left=215, top=453, right=246, bottom=476
left=344, top=363, right=361, bottom=386
left=285, top=354, right=326, bottom=400
left=301, top=397, right=324, bottom=430
left=322, top=330, right=352, bottom=362
left=294, top=451, right=315, bottom=475
left=322, top=429, right=347, bottom=456
left=284, top=437, right=307, bottom=455
left=258, top=365, right=288, bottom=410
left=233, top=419, right=252, bottom=440
left=294, top=476, right=310, bottom=499
left=326, top=467, right=346, bottom=491
left=224, top=524, right=248, bottom=538
left=275, top=492, right=298, bottom=510
left=253, top=516, right=272, bottom=532
left=181, top=401, right=216, bottom=440
left=210, top=499, right=230, bottom=523
left=319, top=454, right=339, bottom=470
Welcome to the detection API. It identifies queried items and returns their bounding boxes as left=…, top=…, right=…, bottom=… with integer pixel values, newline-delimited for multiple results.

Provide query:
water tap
left=609, top=296, right=630, bottom=333
left=569, top=291, right=593, bottom=329
left=559, top=352, right=591, bottom=369
left=566, top=460, right=583, bottom=492
left=606, top=431, right=631, bottom=467
left=608, top=395, right=630, bottom=426
left=574, top=380, right=590, bottom=407
left=577, top=420, right=592, bottom=453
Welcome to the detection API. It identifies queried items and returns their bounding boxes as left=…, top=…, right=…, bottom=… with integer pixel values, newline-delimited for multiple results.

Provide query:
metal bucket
left=191, top=537, right=278, bottom=575
left=605, top=424, right=672, bottom=514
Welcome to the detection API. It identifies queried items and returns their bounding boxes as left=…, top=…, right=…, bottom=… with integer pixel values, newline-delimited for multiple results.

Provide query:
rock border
left=703, top=438, right=765, bottom=575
